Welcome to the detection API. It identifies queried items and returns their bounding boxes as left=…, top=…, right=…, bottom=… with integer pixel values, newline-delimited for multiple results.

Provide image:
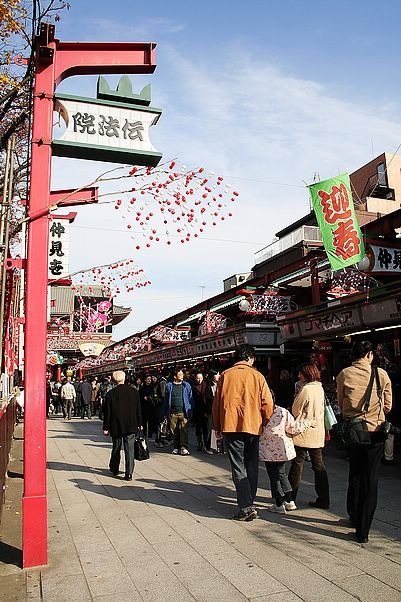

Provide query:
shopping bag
left=210, top=429, right=219, bottom=451
left=134, top=431, right=150, bottom=461
left=324, top=401, right=337, bottom=431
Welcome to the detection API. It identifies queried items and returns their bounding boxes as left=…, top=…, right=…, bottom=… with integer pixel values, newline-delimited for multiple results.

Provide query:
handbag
left=336, top=367, right=380, bottom=448
left=324, top=396, right=338, bottom=431
left=134, top=429, right=150, bottom=461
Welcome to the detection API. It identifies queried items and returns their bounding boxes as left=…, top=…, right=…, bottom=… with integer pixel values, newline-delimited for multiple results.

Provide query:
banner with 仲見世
left=309, top=173, right=365, bottom=270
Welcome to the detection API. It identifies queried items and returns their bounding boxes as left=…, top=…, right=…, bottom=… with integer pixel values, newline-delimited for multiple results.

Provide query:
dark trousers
left=81, top=403, right=91, bottom=419
left=347, top=441, right=384, bottom=539
left=195, top=415, right=212, bottom=449
left=225, top=433, right=259, bottom=512
left=109, top=433, right=135, bottom=476
left=288, top=446, right=330, bottom=506
left=265, top=461, right=292, bottom=505
left=62, top=399, right=74, bottom=420
left=143, top=404, right=158, bottom=438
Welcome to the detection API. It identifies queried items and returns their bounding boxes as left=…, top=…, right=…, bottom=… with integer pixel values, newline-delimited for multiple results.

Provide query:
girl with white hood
left=260, top=403, right=315, bottom=513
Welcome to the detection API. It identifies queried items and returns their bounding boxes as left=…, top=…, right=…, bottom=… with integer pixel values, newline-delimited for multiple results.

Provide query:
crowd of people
left=49, top=339, right=398, bottom=544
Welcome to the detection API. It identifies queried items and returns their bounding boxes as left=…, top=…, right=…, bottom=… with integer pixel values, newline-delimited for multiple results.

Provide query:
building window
left=377, top=162, right=387, bottom=187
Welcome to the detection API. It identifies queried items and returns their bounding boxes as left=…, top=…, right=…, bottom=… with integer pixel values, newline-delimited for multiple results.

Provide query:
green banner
left=309, top=173, right=365, bottom=270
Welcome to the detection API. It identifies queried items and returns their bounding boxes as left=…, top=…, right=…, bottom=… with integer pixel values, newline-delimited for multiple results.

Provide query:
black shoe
left=232, top=508, right=258, bottom=522
left=308, top=501, right=330, bottom=509
left=354, top=533, right=369, bottom=544
left=124, top=474, right=132, bottom=481
left=110, top=470, right=119, bottom=477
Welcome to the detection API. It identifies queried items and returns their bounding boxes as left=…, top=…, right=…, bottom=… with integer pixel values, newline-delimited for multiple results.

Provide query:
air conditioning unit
left=223, top=272, right=253, bottom=291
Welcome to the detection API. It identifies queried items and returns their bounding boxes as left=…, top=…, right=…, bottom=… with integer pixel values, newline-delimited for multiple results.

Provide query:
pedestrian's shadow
left=0, top=541, right=22, bottom=569
left=47, top=461, right=106, bottom=475
left=69, top=475, right=238, bottom=520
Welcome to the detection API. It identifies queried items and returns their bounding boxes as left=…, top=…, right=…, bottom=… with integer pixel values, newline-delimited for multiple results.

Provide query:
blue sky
left=51, top=0, right=401, bottom=338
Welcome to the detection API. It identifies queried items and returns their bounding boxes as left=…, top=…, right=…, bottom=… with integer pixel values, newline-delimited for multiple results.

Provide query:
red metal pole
left=23, top=28, right=157, bottom=569
left=23, top=45, right=55, bottom=568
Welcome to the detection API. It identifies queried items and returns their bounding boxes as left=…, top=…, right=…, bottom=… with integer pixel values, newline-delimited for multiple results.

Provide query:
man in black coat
left=80, top=377, right=92, bottom=419
left=103, top=370, right=142, bottom=481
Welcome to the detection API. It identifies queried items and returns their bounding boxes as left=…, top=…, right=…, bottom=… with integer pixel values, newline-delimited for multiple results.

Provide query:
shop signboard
left=149, top=325, right=191, bottom=344
left=48, top=218, right=70, bottom=279
left=360, top=295, right=401, bottom=328
left=298, top=307, right=361, bottom=338
left=309, top=173, right=365, bottom=270
left=79, top=342, right=106, bottom=357
left=363, top=244, right=401, bottom=275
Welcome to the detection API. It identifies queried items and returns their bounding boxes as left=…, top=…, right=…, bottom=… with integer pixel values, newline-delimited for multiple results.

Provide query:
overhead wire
left=70, top=224, right=264, bottom=246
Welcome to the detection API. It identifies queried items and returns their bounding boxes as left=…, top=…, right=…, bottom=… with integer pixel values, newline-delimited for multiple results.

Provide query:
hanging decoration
left=70, top=259, right=151, bottom=296
left=238, top=291, right=294, bottom=316
left=322, top=268, right=380, bottom=300
left=198, top=310, right=227, bottom=335
left=72, top=296, right=113, bottom=333
left=95, top=160, right=238, bottom=249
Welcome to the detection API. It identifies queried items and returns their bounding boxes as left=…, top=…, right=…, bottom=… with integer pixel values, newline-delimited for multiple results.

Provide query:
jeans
left=109, top=433, right=135, bottom=476
left=288, top=446, right=330, bottom=506
left=170, top=413, right=188, bottom=450
left=225, top=433, right=260, bottom=512
left=265, top=461, right=292, bottom=505
left=347, top=441, right=383, bottom=539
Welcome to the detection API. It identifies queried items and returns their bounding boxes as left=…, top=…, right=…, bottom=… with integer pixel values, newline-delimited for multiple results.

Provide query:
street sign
left=53, top=76, right=162, bottom=166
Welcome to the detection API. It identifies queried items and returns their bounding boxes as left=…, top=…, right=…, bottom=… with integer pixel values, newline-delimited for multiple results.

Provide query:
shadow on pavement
left=0, top=536, right=22, bottom=569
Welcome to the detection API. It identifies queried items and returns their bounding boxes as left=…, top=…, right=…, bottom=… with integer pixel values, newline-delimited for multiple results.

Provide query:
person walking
left=60, top=377, right=76, bottom=420
left=276, top=370, right=295, bottom=410
left=212, top=344, right=274, bottom=521
left=337, top=340, right=392, bottom=543
left=103, top=370, right=142, bottom=481
left=97, top=376, right=113, bottom=421
left=288, top=363, right=330, bottom=509
left=140, top=375, right=159, bottom=438
left=260, top=403, right=314, bottom=513
left=73, top=378, right=82, bottom=417
left=191, top=371, right=211, bottom=453
left=164, top=368, right=193, bottom=455
left=80, top=377, right=92, bottom=419
left=204, top=369, right=220, bottom=453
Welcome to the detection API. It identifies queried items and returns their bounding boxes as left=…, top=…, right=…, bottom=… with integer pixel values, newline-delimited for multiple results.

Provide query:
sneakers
left=267, top=504, right=286, bottom=514
left=204, top=448, right=213, bottom=455
left=284, top=501, right=297, bottom=511
left=180, top=447, right=190, bottom=455
left=172, top=448, right=180, bottom=454
left=232, top=507, right=259, bottom=521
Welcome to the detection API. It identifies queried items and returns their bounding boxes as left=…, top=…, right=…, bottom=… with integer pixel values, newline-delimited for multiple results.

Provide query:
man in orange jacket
left=213, top=344, right=274, bottom=521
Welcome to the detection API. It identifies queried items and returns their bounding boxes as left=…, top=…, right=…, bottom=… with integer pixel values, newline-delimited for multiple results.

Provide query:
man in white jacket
left=60, top=377, right=76, bottom=420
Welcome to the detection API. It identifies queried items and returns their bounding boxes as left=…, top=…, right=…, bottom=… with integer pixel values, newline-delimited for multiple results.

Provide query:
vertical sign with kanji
left=48, top=218, right=70, bottom=279
left=309, top=173, right=365, bottom=270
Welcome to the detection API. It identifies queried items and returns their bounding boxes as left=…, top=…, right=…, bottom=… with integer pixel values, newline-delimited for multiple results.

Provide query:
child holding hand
left=260, top=404, right=315, bottom=513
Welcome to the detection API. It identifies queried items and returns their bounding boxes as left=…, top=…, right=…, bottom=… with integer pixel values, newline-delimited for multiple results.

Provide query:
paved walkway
left=3, top=417, right=401, bottom=601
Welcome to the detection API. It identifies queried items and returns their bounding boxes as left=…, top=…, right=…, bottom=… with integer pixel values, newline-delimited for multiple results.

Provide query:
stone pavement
left=2, top=416, right=401, bottom=601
